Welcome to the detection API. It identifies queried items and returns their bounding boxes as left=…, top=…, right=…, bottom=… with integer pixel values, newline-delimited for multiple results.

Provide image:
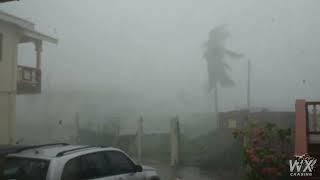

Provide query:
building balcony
left=17, top=65, right=41, bottom=94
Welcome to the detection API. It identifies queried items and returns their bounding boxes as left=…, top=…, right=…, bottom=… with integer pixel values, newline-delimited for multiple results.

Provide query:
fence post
left=112, top=117, right=120, bottom=146
left=137, top=116, right=144, bottom=163
left=170, top=116, right=180, bottom=167
left=75, top=112, right=80, bottom=144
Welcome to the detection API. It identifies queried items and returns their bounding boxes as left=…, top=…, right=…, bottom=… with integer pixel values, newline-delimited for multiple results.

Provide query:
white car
left=0, top=143, right=160, bottom=180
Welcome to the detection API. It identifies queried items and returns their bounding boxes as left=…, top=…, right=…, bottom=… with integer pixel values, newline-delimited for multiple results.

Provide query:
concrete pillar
left=137, top=116, right=143, bottom=163
left=170, top=116, right=180, bottom=167
left=35, top=41, right=42, bottom=69
left=75, top=112, right=80, bottom=144
left=295, top=99, right=308, bottom=155
left=112, top=117, right=120, bottom=146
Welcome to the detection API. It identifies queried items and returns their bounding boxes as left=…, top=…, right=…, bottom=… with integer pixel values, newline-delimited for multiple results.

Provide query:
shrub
left=233, top=123, right=292, bottom=180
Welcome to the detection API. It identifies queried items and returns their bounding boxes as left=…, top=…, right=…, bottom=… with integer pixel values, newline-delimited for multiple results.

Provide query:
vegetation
left=181, top=130, right=244, bottom=171
left=233, top=123, right=293, bottom=180
left=204, top=25, right=243, bottom=114
left=197, top=140, right=243, bottom=171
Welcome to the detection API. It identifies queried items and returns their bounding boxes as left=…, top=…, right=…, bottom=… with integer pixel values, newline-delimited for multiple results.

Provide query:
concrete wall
left=219, top=110, right=295, bottom=130
left=0, top=21, right=20, bottom=144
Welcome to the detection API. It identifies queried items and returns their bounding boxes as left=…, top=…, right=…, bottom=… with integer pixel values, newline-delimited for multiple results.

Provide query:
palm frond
left=204, top=25, right=244, bottom=90
left=225, top=49, right=244, bottom=59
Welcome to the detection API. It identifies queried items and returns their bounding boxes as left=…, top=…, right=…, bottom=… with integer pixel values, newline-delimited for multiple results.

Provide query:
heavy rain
left=1, top=0, right=320, bottom=180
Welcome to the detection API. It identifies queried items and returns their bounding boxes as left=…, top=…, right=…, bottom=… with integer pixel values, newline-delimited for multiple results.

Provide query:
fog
left=2, top=0, right=320, bottom=113
left=2, top=1, right=320, bottom=179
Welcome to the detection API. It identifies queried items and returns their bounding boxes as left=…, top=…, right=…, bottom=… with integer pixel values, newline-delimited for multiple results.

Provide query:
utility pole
left=247, top=59, right=251, bottom=112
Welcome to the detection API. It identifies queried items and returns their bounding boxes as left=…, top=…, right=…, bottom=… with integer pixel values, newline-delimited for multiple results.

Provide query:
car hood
left=142, top=165, right=158, bottom=178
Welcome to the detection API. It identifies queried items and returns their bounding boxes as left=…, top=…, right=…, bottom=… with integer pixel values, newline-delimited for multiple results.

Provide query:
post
left=295, top=99, right=308, bottom=155
left=75, top=112, right=80, bottom=144
left=112, top=116, right=120, bottom=146
left=170, top=116, right=180, bottom=167
left=137, top=116, right=143, bottom=163
left=35, top=41, right=42, bottom=69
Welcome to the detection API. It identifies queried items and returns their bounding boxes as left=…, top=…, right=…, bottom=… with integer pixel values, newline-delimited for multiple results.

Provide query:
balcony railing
left=17, top=65, right=41, bottom=94
left=305, top=102, right=320, bottom=145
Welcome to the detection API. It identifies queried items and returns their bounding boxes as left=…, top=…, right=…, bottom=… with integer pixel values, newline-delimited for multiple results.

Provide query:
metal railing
left=17, top=65, right=41, bottom=94
left=306, top=102, right=320, bottom=134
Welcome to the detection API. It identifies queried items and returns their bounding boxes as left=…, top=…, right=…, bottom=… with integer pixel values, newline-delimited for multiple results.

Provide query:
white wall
left=16, top=93, right=79, bottom=144
left=0, top=21, right=19, bottom=144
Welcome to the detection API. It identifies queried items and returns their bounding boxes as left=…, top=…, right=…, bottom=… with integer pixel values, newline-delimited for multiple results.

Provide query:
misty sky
left=2, top=0, right=320, bottom=113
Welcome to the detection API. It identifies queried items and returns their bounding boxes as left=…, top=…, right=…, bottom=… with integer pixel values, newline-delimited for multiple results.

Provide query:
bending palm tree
left=204, top=25, right=243, bottom=127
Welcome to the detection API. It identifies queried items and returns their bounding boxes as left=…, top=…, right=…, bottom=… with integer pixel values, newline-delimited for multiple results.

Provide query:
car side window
left=105, top=151, right=136, bottom=175
left=61, top=157, right=82, bottom=180
left=81, top=152, right=111, bottom=179
left=62, top=152, right=111, bottom=180
left=1, top=157, right=49, bottom=180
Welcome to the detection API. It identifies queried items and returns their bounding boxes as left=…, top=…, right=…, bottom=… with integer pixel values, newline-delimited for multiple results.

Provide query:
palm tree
left=204, top=25, right=243, bottom=127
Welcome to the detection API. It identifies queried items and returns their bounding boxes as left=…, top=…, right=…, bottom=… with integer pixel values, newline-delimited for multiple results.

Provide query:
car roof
left=6, top=144, right=121, bottom=160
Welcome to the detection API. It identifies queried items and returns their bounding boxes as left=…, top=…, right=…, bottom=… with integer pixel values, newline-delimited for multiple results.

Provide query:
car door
left=104, top=151, right=144, bottom=180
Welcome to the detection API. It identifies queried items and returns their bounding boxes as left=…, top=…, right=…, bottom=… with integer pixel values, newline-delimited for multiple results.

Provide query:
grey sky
left=2, top=0, right=320, bottom=112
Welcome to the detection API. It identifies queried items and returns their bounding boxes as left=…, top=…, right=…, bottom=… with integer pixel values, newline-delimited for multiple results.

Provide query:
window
left=105, top=151, right=136, bottom=175
left=62, top=152, right=111, bottom=180
left=61, top=157, right=82, bottom=180
left=0, top=33, right=2, bottom=61
left=0, top=157, right=49, bottom=180
left=81, top=152, right=111, bottom=179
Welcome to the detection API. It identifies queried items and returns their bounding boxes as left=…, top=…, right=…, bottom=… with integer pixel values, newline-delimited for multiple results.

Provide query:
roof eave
left=0, top=10, right=34, bottom=30
left=22, top=29, right=58, bottom=44
left=0, top=0, right=18, bottom=2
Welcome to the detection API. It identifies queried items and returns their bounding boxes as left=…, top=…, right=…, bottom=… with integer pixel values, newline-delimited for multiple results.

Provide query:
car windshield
left=0, top=157, right=49, bottom=180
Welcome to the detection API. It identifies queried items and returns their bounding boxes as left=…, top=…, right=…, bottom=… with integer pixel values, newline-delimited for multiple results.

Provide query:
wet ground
left=142, top=159, right=241, bottom=180
left=153, top=164, right=214, bottom=180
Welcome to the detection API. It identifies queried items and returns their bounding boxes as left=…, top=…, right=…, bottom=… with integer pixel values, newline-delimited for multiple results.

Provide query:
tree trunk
left=213, top=86, right=219, bottom=128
